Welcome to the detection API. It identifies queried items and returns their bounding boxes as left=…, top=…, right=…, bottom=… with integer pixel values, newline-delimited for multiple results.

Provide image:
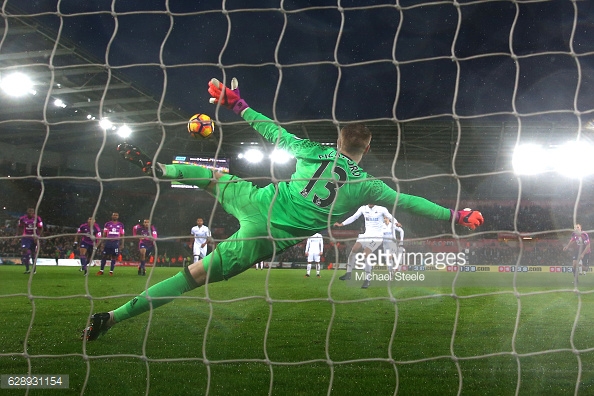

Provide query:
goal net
left=1, top=1, right=594, bottom=394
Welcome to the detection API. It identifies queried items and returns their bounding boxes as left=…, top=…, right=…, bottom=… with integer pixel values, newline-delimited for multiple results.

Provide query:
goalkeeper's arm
left=208, top=77, right=301, bottom=152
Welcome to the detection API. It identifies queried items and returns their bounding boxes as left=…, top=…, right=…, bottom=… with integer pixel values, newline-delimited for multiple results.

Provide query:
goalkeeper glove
left=452, top=208, right=484, bottom=230
left=208, top=77, right=249, bottom=115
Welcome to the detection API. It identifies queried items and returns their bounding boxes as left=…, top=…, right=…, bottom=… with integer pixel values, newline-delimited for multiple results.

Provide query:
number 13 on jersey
left=300, top=161, right=347, bottom=208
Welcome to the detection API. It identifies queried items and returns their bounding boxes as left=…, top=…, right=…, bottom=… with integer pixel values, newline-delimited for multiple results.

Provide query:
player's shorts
left=307, top=252, right=321, bottom=263
left=139, top=242, right=154, bottom=251
left=139, top=243, right=154, bottom=256
left=102, top=240, right=120, bottom=256
left=193, top=243, right=208, bottom=259
left=356, top=234, right=382, bottom=252
left=21, top=237, right=37, bottom=251
left=202, top=174, right=307, bottom=282
left=80, top=241, right=94, bottom=251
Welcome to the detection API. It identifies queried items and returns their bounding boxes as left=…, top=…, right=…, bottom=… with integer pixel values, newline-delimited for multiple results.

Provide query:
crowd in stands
left=1, top=176, right=592, bottom=268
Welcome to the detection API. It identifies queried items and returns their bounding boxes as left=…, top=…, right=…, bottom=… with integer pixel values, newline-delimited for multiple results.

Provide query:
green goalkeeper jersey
left=243, top=108, right=451, bottom=232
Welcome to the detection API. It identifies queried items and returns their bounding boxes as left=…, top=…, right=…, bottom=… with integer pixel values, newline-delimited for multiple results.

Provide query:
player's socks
left=110, top=260, right=116, bottom=272
left=80, top=256, right=87, bottom=271
left=100, top=259, right=106, bottom=271
left=162, top=164, right=213, bottom=188
left=113, top=268, right=199, bottom=322
left=306, top=263, right=311, bottom=276
left=346, top=251, right=356, bottom=273
left=316, top=263, right=321, bottom=275
left=23, top=251, right=32, bottom=271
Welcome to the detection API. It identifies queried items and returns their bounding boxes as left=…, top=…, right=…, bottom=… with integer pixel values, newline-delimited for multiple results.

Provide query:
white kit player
left=191, top=218, right=212, bottom=262
left=334, top=204, right=393, bottom=288
left=305, top=233, right=324, bottom=278
left=382, top=217, right=404, bottom=272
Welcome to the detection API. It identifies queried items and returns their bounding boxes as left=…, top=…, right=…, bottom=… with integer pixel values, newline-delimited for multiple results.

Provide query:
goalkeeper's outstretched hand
left=455, top=208, right=484, bottom=230
left=208, top=77, right=249, bottom=115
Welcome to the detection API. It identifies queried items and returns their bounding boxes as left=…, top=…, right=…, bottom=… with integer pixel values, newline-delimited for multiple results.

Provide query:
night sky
left=12, top=0, right=594, bottom=124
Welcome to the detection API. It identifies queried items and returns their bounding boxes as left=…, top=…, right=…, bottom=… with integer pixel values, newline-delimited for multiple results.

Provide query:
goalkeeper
left=82, top=78, right=484, bottom=340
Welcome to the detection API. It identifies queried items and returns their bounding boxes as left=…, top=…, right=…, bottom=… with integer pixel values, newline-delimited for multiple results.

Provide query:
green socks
left=163, top=164, right=213, bottom=189
left=113, top=269, right=200, bottom=323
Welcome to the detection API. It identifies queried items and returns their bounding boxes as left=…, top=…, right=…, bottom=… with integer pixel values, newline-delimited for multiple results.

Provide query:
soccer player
left=97, top=212, right=125, bottom=276
left=75, top=217, right=102, bottom=275
left=334, top=204, right=394, bottom=288
left=82, top=77, right=484, bottom=340
left=133, top=219, right=158, bottom=276
left=305, top=233, right=324, bottom=278
left=255, top=261, right=265, bottom=270
left=191, top=218, right=211, bottom=262
left=382, top=217, right=404, bottom=272
left=17, top=207, right=43, bottom=274
left=563, top=223, right=591, bottom=282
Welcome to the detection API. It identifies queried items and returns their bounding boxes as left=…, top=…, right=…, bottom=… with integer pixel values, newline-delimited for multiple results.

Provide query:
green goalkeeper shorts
left=201, top=174, right=304, bottom=282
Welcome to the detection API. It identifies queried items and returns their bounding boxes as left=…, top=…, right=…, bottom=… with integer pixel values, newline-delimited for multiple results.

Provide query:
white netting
left=1, top=0, right=594, bottom=394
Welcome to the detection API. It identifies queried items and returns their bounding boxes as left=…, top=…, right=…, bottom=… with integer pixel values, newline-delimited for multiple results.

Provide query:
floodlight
left=1, top=72, right=34, bottom=97
left=243, top=148, right=264, bottom=163
left=99, top=119, right=113, bottom=130
left=117, top=125, right=132, bottom=138
left=270, top=149, right=293, bottom=164
left=512, top=144, right=548, bottom=175
left=554, top=141, right=594, bottom=178
left=53, top=98, right=67, bottom=108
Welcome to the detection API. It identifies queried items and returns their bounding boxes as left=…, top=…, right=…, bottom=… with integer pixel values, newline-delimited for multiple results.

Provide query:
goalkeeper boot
left=117, top=143, right=163, bottom=177
left=339, top=272, right=351, bottom=281
left=82, top=312, right=112, bottom=341
left=361, top=280, right=371, bottom=289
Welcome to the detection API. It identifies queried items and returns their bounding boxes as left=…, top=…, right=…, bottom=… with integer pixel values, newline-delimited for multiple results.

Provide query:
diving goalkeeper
left=82, top=78, right=484, bottom=340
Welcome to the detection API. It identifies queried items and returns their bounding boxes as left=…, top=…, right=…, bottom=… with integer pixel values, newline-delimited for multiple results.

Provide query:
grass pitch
left=2, top=265, right=594, bottom=395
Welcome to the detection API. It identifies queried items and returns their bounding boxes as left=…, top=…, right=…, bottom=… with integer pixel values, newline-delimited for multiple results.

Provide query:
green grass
left=2, top=265, right=594, bottom=395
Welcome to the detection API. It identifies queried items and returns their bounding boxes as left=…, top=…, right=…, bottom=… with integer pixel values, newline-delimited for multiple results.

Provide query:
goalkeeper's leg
left=117, top=143, right=219, bottom=191
left=93, top=236, right=274, bottom=335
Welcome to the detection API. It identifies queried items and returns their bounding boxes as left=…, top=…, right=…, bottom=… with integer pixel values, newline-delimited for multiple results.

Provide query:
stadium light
left=53, top=98, right=67, bottom=108
left=0, top=72, right=36, bottom=96
left=240, top=148, right=264, bottom=163
left=553, top=141, right=594, bottom=179
left=512, top=144, right=548, bottom=175
left=513, top=141, right=594, bottom=178
left=270, top=149, right=293, bottom=164
left=117, top=125, right=132, bottom=138
left=99, top=119, right=113, bottom=130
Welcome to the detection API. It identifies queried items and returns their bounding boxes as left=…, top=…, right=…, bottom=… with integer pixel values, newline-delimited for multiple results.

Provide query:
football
left=187, top=113, right=214, bottom=138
